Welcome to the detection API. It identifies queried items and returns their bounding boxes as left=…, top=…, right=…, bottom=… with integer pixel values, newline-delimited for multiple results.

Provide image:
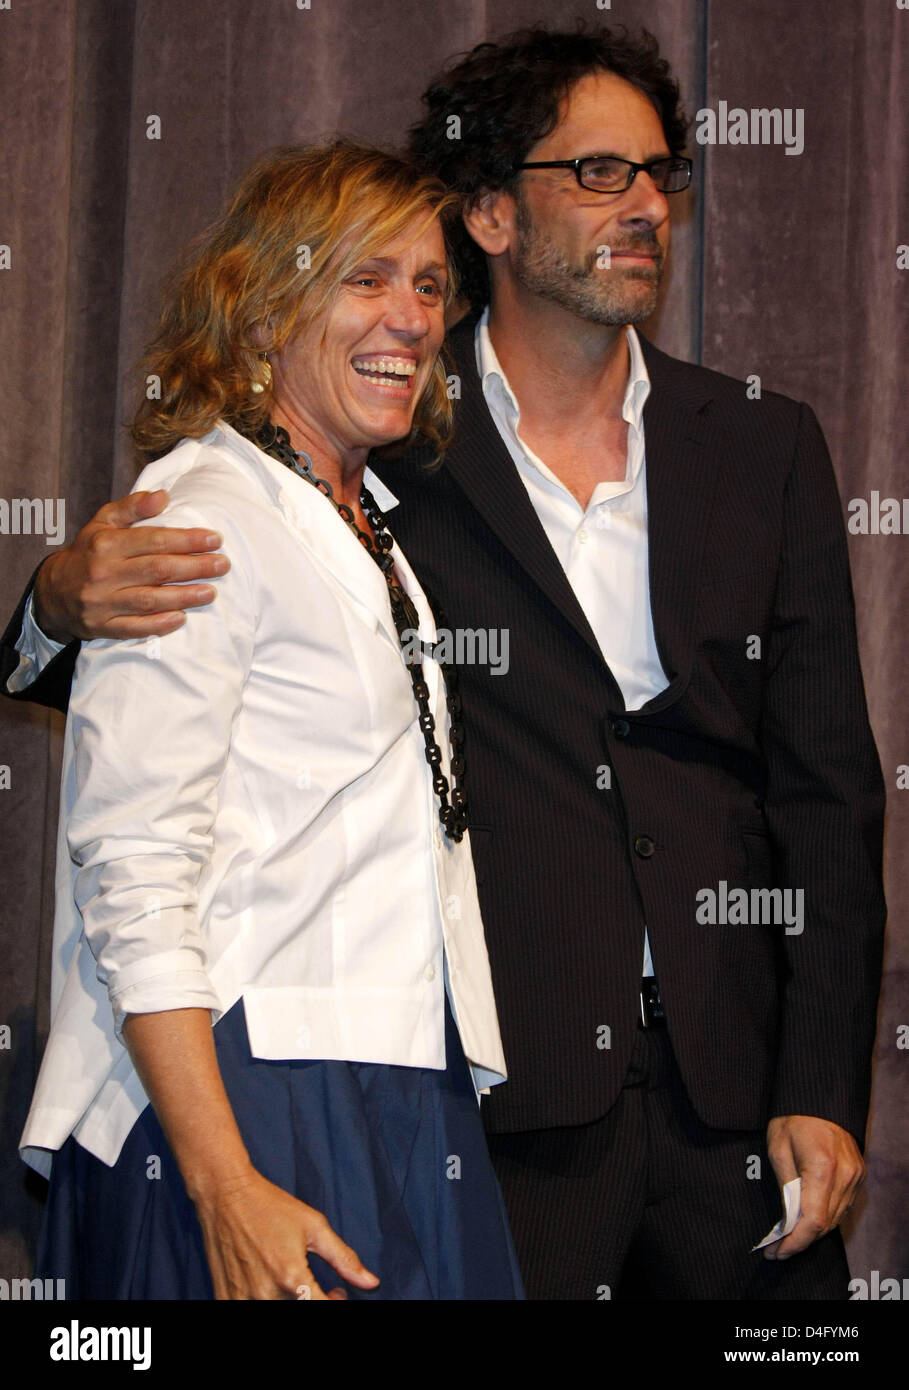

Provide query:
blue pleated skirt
left=35, top=993, right=524, bottom=1300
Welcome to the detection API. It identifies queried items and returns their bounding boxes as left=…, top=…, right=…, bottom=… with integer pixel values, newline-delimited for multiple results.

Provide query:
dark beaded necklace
left=241, top=420, right=468, bottom=843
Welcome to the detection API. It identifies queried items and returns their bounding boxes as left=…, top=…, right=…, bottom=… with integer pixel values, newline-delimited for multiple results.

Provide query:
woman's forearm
left=121, top=1006, right=377, bottom=1299
left=121, top=1007, right=254, bottom=1203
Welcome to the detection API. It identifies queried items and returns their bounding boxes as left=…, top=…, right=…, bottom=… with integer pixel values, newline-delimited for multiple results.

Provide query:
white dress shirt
left=7, top=594, right=66, bottom=692
left=475, top=311, right=668, bottom=977
left=19, top=422, right=506, bottom=1177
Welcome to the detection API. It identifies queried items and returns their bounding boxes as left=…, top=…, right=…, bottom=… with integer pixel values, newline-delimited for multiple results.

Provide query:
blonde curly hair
left=132, top=140, right=460, bottom=460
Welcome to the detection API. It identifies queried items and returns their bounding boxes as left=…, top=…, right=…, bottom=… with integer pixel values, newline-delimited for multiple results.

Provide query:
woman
left=20, top=142, right=523, bottom=1300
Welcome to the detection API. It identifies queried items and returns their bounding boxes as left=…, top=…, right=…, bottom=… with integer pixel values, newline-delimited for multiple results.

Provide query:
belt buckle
left=640, top=976, right=665, bottom=1028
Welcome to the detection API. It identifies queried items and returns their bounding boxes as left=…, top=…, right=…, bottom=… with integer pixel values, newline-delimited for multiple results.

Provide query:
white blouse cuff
left=109, top=965, right=223, bottom=1040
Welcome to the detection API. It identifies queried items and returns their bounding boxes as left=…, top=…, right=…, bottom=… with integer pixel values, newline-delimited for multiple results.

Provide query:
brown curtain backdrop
left=1, top=0, right=905, bottom=1287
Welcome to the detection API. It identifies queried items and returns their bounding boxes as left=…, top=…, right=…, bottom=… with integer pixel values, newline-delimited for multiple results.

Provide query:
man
left=3, top=26, right=885, bottom=1299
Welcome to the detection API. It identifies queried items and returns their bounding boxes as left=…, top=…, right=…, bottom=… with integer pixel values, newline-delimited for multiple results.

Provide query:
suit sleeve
left=0, top=562, right=80, bottom=714
left=763, top=402, right=886, bottom=1146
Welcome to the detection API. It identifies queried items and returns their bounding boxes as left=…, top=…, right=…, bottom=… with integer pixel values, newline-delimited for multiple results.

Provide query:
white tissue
left=751, top=1177, right=802, bottom=1251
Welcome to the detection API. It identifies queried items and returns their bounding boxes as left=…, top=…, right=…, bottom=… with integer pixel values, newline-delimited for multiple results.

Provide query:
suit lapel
left=636, top=337, right=720, bottom=713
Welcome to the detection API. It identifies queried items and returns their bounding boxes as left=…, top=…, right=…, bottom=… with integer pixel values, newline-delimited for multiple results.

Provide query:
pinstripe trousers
left=486, top=1022, right=850, bottom=1301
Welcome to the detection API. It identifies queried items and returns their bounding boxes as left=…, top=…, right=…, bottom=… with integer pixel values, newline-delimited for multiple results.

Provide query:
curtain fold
left=0, top=0, right=903, bottom=1287
left=702, top=0, right=909, bottom=1284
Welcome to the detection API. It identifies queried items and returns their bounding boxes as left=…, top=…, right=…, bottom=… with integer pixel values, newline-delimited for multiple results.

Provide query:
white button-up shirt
left=475, top=312, right=668, bottom=977
left=7, top=595, right=65, bottom=693
left=20, top=422, right=506, bottom=1177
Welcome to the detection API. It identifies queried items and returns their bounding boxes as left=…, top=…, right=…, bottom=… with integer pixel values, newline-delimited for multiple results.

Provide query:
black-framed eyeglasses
left=514, top=155, right=693, bottom=194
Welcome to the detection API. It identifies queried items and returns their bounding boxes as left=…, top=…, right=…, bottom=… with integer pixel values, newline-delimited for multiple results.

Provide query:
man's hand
left=764, top=1114, right=865, bottom=1260
left=33, top=490, right=229, bottom=644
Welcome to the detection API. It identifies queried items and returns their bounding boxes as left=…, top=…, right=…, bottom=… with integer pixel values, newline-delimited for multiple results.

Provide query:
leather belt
left=640, top=976, right=666, bottom=1028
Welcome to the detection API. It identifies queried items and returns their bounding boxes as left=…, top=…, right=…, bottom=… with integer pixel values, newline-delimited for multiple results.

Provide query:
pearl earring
left=251, top=354, right=272, bottom=394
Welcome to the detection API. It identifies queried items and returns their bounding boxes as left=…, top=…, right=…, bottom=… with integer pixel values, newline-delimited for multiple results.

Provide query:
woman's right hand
left=193, top=1167, right=380, bottom=1300
left=121, top=1008, right=377, bottom=1300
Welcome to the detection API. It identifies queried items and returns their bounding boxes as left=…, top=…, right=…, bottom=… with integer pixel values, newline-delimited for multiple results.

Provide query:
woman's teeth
left=353, top=358, right=416, bottom=387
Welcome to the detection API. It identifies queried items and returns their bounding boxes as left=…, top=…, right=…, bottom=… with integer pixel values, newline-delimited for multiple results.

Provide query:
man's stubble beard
left=512, top=190, right=663, bottom=326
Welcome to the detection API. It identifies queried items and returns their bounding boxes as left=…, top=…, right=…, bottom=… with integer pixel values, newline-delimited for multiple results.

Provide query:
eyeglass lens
left=582, top=157, right=690, bottom=192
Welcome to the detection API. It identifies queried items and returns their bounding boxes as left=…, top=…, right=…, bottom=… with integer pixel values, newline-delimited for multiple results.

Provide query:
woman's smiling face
left=269, top=214, right=448, bottom=461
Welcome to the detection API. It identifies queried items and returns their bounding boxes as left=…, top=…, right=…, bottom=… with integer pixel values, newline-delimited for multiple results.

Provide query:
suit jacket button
left=611, top=718, right=631, bottom=739
left=633, top=835, right=656, bottom=858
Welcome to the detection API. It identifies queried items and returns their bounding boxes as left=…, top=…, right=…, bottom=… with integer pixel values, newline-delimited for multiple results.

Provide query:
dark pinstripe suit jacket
left=1, top=315, right=887, bottom=1144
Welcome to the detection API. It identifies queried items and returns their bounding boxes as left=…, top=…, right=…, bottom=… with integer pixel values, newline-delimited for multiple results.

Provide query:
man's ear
left=462, top=188, right=516, bottom=257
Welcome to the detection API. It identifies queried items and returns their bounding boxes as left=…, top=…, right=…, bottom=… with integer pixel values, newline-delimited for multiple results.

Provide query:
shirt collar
left=214, top=420, right=401, bottom=514
left=475, top=304, right=651, bottom=433
left=363, top=464, right=400, bottom=513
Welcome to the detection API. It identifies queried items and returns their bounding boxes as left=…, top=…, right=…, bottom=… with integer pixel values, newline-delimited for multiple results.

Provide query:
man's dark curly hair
left=407, top=23, right=689, bottom=311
